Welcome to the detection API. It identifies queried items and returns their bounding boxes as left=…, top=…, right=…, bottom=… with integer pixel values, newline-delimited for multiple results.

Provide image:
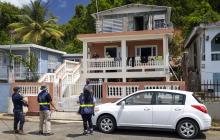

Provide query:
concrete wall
left=205, top=102, right=220, bottom=120
left=0, top=83, right=11, bottom=113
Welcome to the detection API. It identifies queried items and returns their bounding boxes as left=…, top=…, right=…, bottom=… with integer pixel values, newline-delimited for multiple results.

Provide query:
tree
left=183, top=1, right=220, bottom=37
left=0, top=2, right=21, bottom=44
left=8, top=0, right=64, bottom=44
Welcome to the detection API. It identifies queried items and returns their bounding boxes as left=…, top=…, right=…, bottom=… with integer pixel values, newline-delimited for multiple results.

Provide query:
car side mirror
left=121, top=101, right=125, bottom=107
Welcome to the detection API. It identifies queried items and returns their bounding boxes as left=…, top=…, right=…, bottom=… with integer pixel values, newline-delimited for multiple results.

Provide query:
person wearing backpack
left=78, top=86, right=95, bottom=135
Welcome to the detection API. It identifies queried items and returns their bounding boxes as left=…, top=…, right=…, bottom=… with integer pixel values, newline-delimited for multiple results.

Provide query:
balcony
left=86, top=57, right=167, bottom=79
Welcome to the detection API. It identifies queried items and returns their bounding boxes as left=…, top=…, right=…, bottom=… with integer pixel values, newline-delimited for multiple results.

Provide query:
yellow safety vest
left=80, top=104, right=94, bottom=107
left=39, top=102, right=50, bottom=105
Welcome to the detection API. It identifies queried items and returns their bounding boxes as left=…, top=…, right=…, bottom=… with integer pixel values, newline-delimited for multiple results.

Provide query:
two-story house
left=183, top=22, right=220, bottom=91
left=78, top=4, right=174, bottom=83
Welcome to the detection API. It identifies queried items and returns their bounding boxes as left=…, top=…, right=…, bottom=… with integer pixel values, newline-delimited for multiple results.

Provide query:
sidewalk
left=0, top=112, right=82, bottom=123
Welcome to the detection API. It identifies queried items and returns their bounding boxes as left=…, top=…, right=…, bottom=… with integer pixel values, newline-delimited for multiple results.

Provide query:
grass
left=212, top=119, right=220, bottom=127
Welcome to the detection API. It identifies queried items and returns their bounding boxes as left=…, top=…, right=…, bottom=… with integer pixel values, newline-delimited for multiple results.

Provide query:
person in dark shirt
left=37, top=85, right=57, bottom=136
left=12, top=87, right=28, bottom=135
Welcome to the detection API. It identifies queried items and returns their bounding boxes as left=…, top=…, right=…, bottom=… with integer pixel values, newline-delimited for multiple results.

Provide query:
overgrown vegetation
left=1, top=0, right=220, bottom=54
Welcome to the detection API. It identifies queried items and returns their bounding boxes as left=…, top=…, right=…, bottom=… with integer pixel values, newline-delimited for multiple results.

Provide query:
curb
left=210, top=127, right=220, bottom=131
left=1, top=114, right=220, bottom=130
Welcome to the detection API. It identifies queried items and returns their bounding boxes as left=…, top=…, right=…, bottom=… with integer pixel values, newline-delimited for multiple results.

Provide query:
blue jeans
left=14, top=111, right=25, bottom=130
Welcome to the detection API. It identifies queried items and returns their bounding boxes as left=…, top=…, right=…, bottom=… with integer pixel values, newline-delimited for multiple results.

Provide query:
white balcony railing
left=87, top=58, right=122, bottom=70
left=87, top=57, right=164, bottom=71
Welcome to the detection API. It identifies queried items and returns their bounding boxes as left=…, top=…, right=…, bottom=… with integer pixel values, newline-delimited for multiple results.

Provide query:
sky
left=0, top=0, right=90, bottom=24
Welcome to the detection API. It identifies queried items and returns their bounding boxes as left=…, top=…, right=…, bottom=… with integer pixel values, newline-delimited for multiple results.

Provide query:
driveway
left=0, top=120, right=220, bottom=140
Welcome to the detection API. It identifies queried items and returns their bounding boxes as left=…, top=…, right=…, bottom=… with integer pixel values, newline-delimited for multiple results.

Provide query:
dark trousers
left=14, top=111, right=25, bottom=130
left=81, top=114, right=93, bottom=131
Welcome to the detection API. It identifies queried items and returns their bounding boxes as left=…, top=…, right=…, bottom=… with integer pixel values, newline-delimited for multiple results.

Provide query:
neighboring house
left=0, top=44, right=66, bottom=82
left=62, top=54, right=83, bottom=62
left=78, top=4, right=174, bottom=82
left=183, top=22, right=220, bottom=91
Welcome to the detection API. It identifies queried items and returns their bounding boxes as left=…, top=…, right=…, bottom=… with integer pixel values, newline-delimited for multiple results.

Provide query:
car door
left=152, top=91, right=173, bottom=128
left=170, top=93, right=185, bottom=128
left=117, top=92, right=153, bottom=127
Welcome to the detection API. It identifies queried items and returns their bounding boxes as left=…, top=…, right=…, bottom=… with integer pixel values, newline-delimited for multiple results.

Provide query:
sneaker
left=18, top=130, right=26, bottom=135
left=44, top=132, right=54, bottom=136
left=82, top=130, right=88, bottom=135
left=14, top=130, right=19, bottom=134
left=88, top=129, right=93, bottom=134
left=39, top=131, right=43, bottom=135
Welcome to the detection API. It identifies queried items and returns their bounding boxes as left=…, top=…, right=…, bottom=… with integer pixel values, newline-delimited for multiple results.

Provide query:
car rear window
left=192, top=94, right=202, bottom=103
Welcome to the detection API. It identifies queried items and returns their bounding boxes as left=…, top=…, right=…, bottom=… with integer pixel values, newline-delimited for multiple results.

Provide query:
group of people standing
left=11, top=79, right=95, bottom=136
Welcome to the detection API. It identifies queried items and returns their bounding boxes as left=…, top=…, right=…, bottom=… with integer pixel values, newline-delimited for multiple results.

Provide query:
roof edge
left=77, top=29, right=174, bottom=40
left=91, top=4, right=171, bottom=18
left=0, top=44, right=66, bottom=54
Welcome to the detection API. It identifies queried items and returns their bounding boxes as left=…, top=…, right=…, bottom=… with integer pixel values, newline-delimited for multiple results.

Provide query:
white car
left=92, top=89, right=211, bottom=139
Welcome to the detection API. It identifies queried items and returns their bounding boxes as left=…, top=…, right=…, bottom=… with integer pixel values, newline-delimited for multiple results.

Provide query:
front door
left=117, top=91, right=153, bottom=127
left=105, top=47, right=117, bottom=58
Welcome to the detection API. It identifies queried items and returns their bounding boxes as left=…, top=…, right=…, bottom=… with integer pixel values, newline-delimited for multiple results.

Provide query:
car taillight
left=191, top=105, right=208, bottom=113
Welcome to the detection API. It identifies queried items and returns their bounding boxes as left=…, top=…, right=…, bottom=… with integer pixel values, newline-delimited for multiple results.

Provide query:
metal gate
left=58, top=81, right=103, bottom=112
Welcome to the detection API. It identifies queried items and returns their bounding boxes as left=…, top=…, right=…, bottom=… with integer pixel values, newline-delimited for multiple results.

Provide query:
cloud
left=0, top=0, right=32, bottom=8
left=0, top=0, right=48, bottom=8
left=58, top=0, right=67, bottom=8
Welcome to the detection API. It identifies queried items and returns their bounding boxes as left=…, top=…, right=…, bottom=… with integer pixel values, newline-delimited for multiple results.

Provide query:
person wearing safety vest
left=12, top=87, right=28, bottom=135
left=78, top=85, right=96, bottom=135
left=37, top=85, right=57, bottom=136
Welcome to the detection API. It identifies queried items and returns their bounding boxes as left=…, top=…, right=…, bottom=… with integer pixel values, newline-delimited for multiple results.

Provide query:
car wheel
left=97, top=115, right=116, bottom=133
left=177, top=119, right=199, bottom=139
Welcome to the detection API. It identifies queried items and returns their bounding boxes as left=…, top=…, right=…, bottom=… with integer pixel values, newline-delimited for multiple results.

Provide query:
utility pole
left=8, top=30, right=15, bottom=83
left=7, top=30, right=15, bottom=114
left=96, top=0, right=101, bottom=33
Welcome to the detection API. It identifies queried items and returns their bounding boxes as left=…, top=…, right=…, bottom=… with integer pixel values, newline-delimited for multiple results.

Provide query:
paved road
left=0, top=120, right=220, bottom=140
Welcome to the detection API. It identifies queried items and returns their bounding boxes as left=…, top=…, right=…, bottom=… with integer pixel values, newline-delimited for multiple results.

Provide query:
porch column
left=28, top=47, right=31, bottom=80
left=121, top=40, right=126, bottom=82
left=83, top=41, right=88, bottom=84
left=163, top=35, right=170, bottom=81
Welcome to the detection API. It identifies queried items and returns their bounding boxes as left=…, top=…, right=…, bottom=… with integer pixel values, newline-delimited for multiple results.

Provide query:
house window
left=215, top=36, right=220, bottom=44
left=102, top=18, right=123, bottom=33
left=48, top=55, right=58, bottom=72
left=213, top=73, right=220, bottom=82
left=14, top=55, right=22, bottom=78
left=154, top=19, right=165, bottom=29
left=211, top=33, right=220, bottom=61
left=211, top=53, right=220, bottom=61
left=201, top=37, right=205, bottom=61
left=136, top=46, right=157, bottom=57
left=211, top=33, right=220, bottom=52
left=134, top=16, right=144, bottom=31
